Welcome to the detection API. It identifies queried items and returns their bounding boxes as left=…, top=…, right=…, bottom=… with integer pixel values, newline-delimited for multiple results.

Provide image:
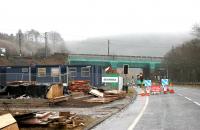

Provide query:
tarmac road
left=92, top=86, right=200, bottom=130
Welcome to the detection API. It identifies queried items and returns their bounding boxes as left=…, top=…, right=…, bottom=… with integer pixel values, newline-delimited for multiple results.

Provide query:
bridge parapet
left=68, top=54, right=163, bottom=62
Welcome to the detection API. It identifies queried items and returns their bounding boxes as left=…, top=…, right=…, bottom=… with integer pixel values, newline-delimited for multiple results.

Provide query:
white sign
left=51, top=67, right=60, bottom=77
left=102, top=77, right=118, bottom=83
left=161, top=79, right=169, bottom=86
left=144, top=80, right=152, bottom=87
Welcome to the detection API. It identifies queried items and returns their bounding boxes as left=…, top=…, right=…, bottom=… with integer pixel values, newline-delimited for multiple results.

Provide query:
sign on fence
left=161, top=79, right=169, bottom=86
left=144, top=80, right=152, bottom=87
left=37, top=68, right=46, bottom=77
left=51, top=68, right=60, bottom=77
left=102, top=77, right=118, bottom=83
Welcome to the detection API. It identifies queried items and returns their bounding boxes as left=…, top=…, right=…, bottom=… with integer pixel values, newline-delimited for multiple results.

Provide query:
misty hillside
left=0, top=30, right=68, bottom=56
left=66, top=33, right=194, bottom=57
left=0, top=39, right=17, bottom=54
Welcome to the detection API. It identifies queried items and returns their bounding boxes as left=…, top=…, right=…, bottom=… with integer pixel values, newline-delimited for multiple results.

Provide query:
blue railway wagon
left=0, top=66, right=6, bottom=86
left=0, top=64, right=102, bottom=87
left=5, top=66, right=30, bottom=83
left=34, top=65, right=65, bottom=85
left=68, top=65, right=102, bottom=87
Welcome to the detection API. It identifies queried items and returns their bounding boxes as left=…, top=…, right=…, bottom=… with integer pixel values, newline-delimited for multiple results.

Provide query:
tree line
left=163, top=24, right=200, bottom=82
left=0, top=29, right=67, bottom=57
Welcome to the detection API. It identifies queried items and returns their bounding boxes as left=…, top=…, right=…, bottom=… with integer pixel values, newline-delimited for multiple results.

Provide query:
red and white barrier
left=151, top=85, right=162, bottom=95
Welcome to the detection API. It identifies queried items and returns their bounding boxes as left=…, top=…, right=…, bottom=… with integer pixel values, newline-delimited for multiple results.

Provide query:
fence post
left=29, top=67, right=31, bottom=83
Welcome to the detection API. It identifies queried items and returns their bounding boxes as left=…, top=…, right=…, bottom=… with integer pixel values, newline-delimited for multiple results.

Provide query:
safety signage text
left=102, top=77, right=118, bottom=83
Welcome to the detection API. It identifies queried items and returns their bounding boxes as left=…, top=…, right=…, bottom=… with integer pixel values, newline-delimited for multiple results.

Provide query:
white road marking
left=177, top=93, right=183, bottom=96
left=127, top=96, right=149, bottom=130
left=177, top=91, right=200, bottom=107
left=193, top=101, right=200, bottom=106
left=185, top=97, right=192, bottom=101
left=182, top=96, right=200, bottom=107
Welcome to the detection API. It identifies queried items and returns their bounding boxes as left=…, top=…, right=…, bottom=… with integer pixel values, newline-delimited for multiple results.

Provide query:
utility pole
left=108, top=40, right=110, bottom=55
left=53, top=33, right=55, bottom=54
left=44, top=32, right=48, bottom=58
left=18, top=30, right=22, bottom=56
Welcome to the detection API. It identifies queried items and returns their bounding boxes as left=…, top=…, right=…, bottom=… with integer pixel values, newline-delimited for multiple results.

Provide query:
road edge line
left=127, top=96, right=149, bottom=130
left=85, top=89, right=138, bottom=130
left=193, top=101, right=200, bottom=106
left=185, top=97, right=192, bottom=101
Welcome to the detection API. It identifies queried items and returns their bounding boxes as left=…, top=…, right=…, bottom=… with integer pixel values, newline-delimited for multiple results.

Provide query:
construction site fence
left=0, top=72, right=102, bottom=87
left=0, top=73, right=68, bottom=85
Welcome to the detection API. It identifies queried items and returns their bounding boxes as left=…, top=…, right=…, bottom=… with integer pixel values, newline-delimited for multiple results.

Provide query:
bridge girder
left=67, top=54, right=163, bottom=78
left=68, top=59, right=161, bottom=70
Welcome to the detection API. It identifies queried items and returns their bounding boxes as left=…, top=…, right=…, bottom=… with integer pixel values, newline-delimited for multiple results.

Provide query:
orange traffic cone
left=169, top=89, right=175, bottom=93
left=163, top=86, right=168, bottom=94
left=140, top=90, right=145, bottom=96
left=169, top=83, right=175, bottom=94
left=145, top=88, right=150, bottom=96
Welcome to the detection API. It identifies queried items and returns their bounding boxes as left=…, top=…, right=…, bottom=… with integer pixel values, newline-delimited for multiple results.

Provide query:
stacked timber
left=69, top=80, right=91, bottom=93
left=104, top=90, right=126, bottom=98
left=84, top=89, right=126, bottom=103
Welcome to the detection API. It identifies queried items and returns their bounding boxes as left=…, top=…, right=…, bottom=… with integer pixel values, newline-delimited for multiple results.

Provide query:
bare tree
left=164, top=39, right=200, bottom=82
left=192, top=24, right=200, bottom=38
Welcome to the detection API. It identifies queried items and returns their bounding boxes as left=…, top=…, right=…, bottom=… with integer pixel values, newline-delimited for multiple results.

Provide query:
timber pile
left=84, top=97, right=117, bottom=103
left=17, top=111, right=84, bottom=129
left=85, top=89, right=126, bottom=103
left=69, top=80, right=91, bottom=93
left=104, top=90, right=126, bottom=98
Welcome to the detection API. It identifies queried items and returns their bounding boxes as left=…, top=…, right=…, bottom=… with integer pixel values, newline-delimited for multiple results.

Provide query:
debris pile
left=16, top=94, right=31, bottom=99
left=69, top=80, right=91, bottom=93
left=6, top=81, right=33, bottom=87
left=104, top=90, right=126, bottom=98
left=85, top=89, right=126, bottom=103
left=15, top=111, right=85, bottom=129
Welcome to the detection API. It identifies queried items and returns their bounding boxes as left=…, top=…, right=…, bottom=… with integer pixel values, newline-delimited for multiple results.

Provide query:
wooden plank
left=2, top=123, right=19, bottom=130
left=84, top=97, right=118, bottom=103
left=46, top=84, right=63, bottom=99
left=48, top=96, right=69, bottom=104
left=0, top=113, right=19, bottom=130
left=89, top=89, right=104, bottom=97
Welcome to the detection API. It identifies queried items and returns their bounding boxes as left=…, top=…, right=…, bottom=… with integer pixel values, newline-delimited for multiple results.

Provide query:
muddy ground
left=0, top=87, right=136, bottom=130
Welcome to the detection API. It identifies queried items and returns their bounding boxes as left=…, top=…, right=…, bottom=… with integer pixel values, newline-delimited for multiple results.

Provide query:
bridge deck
left=68, top=54, right=163, bottom=62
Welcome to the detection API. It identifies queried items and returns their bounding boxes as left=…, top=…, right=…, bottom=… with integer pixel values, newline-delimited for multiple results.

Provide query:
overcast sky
left=0, top=0, right=200, bottom=40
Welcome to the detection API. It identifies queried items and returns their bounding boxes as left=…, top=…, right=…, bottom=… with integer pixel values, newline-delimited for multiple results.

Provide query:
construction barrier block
left=169, top=89, right=175, bottom=94
left=163, top=91, right=167, bottom=94
left=145, top=93, right=150, bottom=96
left=140, top=93, right=146, bottom=96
